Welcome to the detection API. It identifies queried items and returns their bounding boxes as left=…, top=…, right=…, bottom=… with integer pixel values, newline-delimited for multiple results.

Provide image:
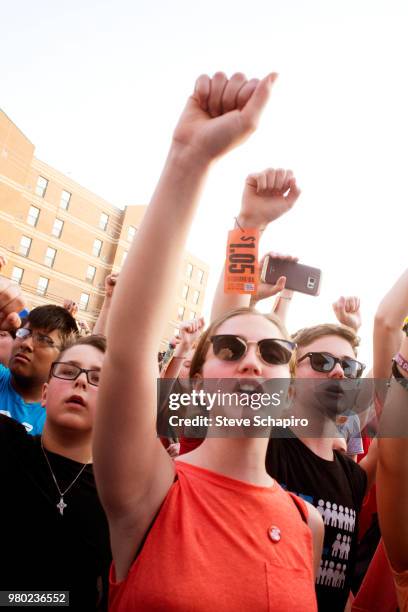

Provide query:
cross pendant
left=57, top=497, right=67, bottom=516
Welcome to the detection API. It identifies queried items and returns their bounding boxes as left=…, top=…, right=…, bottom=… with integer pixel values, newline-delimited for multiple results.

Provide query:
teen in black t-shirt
left=0, top=335, right=111, bottom=611
left=266, top=433, right=366, bottom=612
left=266, top=324, right=371, bottom=612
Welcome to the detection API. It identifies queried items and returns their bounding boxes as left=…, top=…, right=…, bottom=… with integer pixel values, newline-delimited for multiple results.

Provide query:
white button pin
left=268, top=526, right=281, bottom=542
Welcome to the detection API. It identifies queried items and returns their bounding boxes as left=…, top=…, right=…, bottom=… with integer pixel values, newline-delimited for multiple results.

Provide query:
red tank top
left=109, top=461, right=317, bottom=611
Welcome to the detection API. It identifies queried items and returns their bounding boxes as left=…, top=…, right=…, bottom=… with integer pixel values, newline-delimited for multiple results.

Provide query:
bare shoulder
left=305, top=501, right=324, bottom=535
left=305, top=501, right=324, bottom=577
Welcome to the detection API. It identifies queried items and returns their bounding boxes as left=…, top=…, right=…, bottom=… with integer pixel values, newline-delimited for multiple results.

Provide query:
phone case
left=261, top=257, right=322, bottom=296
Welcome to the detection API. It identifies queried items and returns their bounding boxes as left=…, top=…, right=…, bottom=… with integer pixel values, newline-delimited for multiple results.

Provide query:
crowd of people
left=0, top=71, right=407, bottom=611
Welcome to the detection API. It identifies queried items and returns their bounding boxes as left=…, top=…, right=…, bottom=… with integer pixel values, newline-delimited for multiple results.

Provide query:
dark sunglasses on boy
left=297, top=352, right=365, bottom=379
left=210, top=335, right=296, bottom=366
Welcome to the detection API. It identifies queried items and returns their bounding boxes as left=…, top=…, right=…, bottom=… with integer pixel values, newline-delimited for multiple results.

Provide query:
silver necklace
left=41, top=438, right=90, bottom=516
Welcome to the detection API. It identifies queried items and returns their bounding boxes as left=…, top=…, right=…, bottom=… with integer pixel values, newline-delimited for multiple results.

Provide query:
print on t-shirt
left=297, top=495, right=356, bottom=590
left=266, top=435, right=367, bottom=612
left=317, top=561, right=347, bottom=588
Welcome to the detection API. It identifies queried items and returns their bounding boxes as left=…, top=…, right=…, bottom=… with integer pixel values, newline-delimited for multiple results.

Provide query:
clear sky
left=2, top=0, right=408, bottom=366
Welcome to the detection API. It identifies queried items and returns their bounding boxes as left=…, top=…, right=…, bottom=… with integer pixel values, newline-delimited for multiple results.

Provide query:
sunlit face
left=201, top=314, right=291, bottom=380
left=42, top=344, right=104, bottom=433
left=195, top=314, right=292, bottom=428
left=0, top=331, right=14, bottom=367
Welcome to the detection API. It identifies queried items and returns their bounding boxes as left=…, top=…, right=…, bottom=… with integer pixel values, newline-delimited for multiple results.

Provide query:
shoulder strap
left=287, top=492, right=308, bottom=523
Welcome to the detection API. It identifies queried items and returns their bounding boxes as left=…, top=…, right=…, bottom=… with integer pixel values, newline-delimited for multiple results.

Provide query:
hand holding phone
left=261, top=256, right=322, bottom=296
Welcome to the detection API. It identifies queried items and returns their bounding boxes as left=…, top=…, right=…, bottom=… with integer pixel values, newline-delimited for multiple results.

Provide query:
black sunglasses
left=210, top=335, right=296, bottom=366
left=297, top=352, right=365, bottom=379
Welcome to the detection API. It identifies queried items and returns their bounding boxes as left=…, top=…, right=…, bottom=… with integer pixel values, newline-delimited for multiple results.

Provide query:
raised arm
left=93, top=71, right=277, bottom=578
left=210, top=168, right=300, bottom=321
left=377, top=333, right=408, bottom=574
left=271, top=288, right=294, bottom=326
left=374, top=269, right=408, bottom=380
left=93, top=273, right=117, bottom=336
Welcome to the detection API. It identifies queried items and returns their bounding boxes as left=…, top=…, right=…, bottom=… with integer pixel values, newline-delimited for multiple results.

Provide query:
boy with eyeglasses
left=0, top=334, right=111, bottom=610
left=0, top=303, right=78, bottom=434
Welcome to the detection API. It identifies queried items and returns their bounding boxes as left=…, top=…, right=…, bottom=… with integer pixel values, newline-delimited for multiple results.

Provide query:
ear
left=41, top=382, right=48, bottom=408
left=192, top=372, right=203, bottom=393
left=287, top=380, right=295, bottom=402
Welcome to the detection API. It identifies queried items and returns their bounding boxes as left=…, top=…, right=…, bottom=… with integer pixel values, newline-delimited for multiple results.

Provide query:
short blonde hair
left=292, top=323, right=360, bottom=356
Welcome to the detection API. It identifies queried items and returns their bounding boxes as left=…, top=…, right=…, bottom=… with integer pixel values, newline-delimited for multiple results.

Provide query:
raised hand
left=0, top=277, right=25, bottom=331
left=172, top=72, right=277, bottom=163
left=332, top=296, right=362, bottom=331
left=252, top=252, right=298, bottom=304
left=104, top=273, right=118, bottom=299
left=63, top=299, right=78, bottom=318
left=166, top=442, right=181, bottom=458
left=177, top=317, right=205, bottom=353
left=239, top=168, right=301, bottom=230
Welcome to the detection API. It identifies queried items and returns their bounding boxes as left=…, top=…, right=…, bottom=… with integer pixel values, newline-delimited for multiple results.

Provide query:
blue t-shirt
left=0, top=364, right=45, bottom=435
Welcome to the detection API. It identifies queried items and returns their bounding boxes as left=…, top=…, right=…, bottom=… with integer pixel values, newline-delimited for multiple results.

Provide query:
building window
left=186, top=263, right=193, bottom=278
left=197, top=269, right=204, bottom=284
left=27, top=205, right=40, bottom=227
left=35, top=176, right=48, bottom=198
left=177, top=306, right=185, bottom=321
left=127, top=225, right=136, bottom=242
left=86, top=265, right=96, bottom=282
left=182, top=284, right=189, bottom=300
left=19, top=235, right=32, bottom=257
left=189, top=311, right=196, bottom=320
left=44, top=247, right=56, bottom=268
left=192, top=290, right=200, bottom=305
left=51, top=218, right=64, bottom=238
left=121, top=251, right=128, bottom=266
left=99, top=212, right=109, bottom=231
left=92, top=239, right=102, bottom=257
left=11, top=266, right=24, bottom=284
left=79, top=292, right=90, bottom=311
left=37, top=276, right=49, bottom=296
left=60, top=190, right=71, bottom=210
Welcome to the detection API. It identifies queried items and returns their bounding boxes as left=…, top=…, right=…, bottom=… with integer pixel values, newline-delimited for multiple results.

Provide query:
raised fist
left=239, top=168, right=301, bottom=229
left=332, top=296, right=362, bottom=332
left=178, top=317, right=205, bottom=352
left=172, top=72, right=277, bottom=163
left=0, top=277, right=25, bottom=331
left=104, top=273, right=118, bottom=299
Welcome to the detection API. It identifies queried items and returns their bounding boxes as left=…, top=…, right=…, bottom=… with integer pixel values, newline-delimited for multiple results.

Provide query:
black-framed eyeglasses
left=51, top=362, right=100, bottom=386
left=16, top=328, right=60, bottom=349
left=297, top=352, right=365, bottom=379
left=210, top=335, right=296, bottom=366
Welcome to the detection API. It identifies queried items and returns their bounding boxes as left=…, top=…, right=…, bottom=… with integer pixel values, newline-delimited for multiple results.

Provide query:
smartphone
left=261, top=257, right=322, bottom=296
